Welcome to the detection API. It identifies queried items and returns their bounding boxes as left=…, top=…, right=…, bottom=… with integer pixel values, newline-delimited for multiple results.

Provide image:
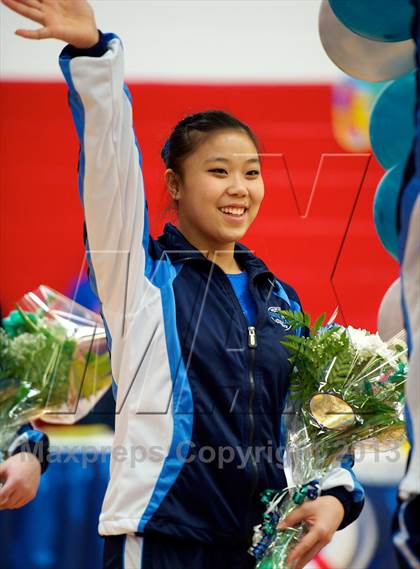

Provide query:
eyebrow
left=204, top=156, right=260, bottom=164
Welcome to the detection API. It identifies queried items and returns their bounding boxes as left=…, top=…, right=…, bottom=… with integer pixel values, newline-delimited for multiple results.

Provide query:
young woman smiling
left=2, top=1, right=365, bottom=568
left=163, top=121, right=264, bottom=274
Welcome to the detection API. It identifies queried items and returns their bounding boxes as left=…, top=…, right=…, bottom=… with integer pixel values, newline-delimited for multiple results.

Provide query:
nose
left=226, top=174, right=248, bottom=196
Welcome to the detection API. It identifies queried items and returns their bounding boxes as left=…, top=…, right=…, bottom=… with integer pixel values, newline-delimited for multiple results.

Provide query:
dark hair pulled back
left=161, top=110, right=260, bottom=177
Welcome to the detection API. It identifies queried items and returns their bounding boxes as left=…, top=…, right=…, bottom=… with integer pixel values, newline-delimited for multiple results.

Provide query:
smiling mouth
left=218, top=206, right=247, bottom=217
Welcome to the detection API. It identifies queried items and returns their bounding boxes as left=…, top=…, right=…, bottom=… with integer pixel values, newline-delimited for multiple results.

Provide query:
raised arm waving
left=2, top=0, right=98, bottom=47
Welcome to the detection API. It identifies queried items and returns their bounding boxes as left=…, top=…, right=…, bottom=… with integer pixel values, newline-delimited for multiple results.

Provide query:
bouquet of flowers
left=249, top=311, right=407, bottom=569
left=0, top=285, right=112, bottom=460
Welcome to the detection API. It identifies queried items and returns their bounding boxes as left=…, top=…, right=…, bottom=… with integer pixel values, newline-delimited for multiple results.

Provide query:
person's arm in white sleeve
left=59, top=31, right=151, bottom=322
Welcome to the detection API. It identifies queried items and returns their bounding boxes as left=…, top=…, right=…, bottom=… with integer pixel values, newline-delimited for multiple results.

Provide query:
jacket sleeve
left=320, top=454, right=365, bottom=529
left=8, top=424, right=50, bottom=474
left=58, top=32, right=155, bottom=392
left=280, top=281, right=365, bottom=529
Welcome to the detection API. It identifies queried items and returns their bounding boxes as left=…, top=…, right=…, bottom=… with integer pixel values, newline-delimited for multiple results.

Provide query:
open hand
left=278, top=495, right=345, bottom=569
left=1, top=0, right=99, bottom=48
left=0, top=452, right=42, bottom=509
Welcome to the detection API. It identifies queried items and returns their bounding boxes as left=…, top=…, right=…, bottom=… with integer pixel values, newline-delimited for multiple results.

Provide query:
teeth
left=220, top=207, right=246, bottom=216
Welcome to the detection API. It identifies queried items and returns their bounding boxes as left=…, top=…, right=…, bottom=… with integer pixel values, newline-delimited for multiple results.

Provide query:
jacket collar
left=157, top=223, right=274, bottom=283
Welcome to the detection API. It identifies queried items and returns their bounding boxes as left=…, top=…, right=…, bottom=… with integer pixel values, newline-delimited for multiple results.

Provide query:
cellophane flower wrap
left=249, top=310, right=407, bottom=568
left=0, top=285, right=112, bottom=460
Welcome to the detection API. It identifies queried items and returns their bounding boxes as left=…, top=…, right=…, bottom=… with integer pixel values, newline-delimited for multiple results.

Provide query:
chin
left=218, top=225, right=248, bottom=245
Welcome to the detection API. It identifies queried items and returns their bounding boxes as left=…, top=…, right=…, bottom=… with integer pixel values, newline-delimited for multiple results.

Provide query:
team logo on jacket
left=267, top=307, right=292, bottom=330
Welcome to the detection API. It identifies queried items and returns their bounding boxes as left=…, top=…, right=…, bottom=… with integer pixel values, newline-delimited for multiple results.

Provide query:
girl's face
left=168, top=129, right=264, bottom=250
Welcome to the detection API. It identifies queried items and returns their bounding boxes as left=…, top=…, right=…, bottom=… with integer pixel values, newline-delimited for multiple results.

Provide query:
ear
left=164, top=169, right=182, bottom=201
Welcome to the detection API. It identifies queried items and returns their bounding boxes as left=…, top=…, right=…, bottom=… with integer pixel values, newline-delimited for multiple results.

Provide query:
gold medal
left=309, top=393, right=356, bottom=430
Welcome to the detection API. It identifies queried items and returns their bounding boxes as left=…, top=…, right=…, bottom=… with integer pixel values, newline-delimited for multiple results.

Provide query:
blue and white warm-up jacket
left=59, top=33, right=364, bottom=544
left=397, top=5, right=420, bottom=501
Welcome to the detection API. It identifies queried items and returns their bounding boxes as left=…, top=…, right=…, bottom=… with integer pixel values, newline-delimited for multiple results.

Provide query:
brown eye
left=209, top=168, right=227, bottom=174
left=247, top=170, right=260, bottom=176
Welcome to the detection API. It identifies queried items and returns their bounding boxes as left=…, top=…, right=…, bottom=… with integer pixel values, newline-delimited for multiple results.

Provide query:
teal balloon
left=370, top=71, right=415, bottom=169
left=329, top=0, right=415, bottom=42
left=373, top=164, right=405, bottom=260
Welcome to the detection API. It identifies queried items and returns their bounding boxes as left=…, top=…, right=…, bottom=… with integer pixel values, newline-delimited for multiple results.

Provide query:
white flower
left=347, top=326, right=395, bottom=363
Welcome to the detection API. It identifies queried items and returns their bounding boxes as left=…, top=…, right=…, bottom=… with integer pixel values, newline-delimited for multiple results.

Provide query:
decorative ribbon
left=2, top=310, right=37, bottom=337
left=249, top=480, right=321, bottom=561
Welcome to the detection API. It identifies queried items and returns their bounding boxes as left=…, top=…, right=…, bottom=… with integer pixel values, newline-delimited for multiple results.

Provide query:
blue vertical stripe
left=340, top=453, right=365, bottom=503
left=138, top=262, right=194, bottom=532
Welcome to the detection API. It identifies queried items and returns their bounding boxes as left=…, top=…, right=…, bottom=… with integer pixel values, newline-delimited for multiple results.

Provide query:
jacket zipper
left=247, top=326, right=258, bottom=501
left=217, top=271, right=260, bottom=497
left=232, top=289, right=261, bottom=537
left=180, top=260, right=261, bottom=500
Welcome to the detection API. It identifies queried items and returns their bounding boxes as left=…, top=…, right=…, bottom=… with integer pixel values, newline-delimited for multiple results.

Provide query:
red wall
left=0, top=81, right=398, bottom=329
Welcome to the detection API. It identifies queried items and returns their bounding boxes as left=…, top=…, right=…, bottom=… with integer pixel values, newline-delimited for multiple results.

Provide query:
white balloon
left=377, top=278, right=405, bottom=341
left=319, top=0, right=415, bottom=82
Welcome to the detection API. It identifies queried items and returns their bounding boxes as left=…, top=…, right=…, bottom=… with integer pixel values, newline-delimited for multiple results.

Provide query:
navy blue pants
left=103, top=533, right=256, bottom=569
